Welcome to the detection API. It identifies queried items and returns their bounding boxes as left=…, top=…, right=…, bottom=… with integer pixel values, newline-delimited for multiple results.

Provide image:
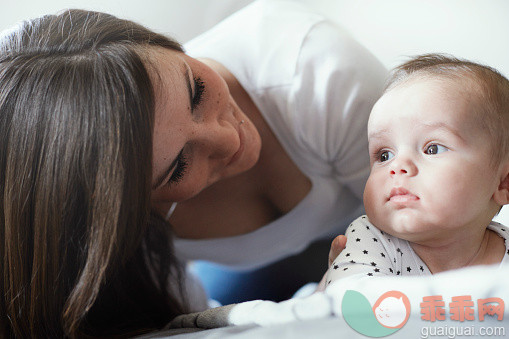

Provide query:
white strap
left=165, top=202, right=178, bottom=221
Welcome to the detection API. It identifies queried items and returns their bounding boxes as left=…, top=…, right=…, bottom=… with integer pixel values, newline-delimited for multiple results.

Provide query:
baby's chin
left=370, top=213, right=434, bottom=241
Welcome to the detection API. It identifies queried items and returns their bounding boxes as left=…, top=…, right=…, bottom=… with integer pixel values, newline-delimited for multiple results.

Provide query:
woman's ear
left=493, top=161, right=509, bottom=206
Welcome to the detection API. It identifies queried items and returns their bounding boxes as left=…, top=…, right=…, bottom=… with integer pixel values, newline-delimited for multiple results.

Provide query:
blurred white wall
left=1, top=0, right=509, bottom=224
left=0, top=0, right=253, bottom=43
left=2, top=0, right=508, bottom=75
left=303, top=0, right=509, bottom=77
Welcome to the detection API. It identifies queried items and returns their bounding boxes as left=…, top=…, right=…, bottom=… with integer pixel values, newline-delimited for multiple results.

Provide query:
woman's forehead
left=146, top=47, right=185, bottom=92
left=146, top=48, right=192, bottom=119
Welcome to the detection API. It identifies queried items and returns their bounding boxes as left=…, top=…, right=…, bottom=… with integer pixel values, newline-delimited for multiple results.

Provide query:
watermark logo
left=342, top=290, right=411, bottom=337
left=420, top=295, right=504, bottom=322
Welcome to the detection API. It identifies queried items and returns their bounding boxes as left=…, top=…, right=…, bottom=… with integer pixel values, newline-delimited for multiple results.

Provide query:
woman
left=0, top=1, right=385, bottom=337
left=152, top=0, right=387, bottom=304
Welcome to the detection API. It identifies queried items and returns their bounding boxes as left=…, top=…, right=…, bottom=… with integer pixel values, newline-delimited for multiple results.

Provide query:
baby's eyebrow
left=421, top=122, right=466, bottom=141
left=367, top=128, right=390, bottom=142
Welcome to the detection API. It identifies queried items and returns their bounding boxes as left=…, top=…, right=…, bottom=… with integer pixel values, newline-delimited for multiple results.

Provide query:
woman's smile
left=227, top=121, right=246, bottom=166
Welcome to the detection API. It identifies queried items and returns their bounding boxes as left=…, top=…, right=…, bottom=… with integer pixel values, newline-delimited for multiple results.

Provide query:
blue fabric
left=190, top=239, right=331, bottom=304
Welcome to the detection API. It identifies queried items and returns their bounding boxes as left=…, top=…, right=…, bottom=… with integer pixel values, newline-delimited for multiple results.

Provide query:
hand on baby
left=316, top=234, right=347, bottom=292
left=328, top=235, right=347, bottom=267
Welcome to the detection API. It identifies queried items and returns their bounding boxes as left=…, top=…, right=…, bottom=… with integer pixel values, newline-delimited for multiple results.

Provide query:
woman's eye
left=166, top=150, right=188, bottom=186
left=379, top=150, right=394, bottom=162
left=424, top=144, right=448, bottom=155
left=191, top=77, right=205, bottom=110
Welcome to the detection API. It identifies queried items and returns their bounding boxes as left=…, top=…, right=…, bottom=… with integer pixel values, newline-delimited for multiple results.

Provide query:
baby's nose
left=389, top=157, right=418, bottom=176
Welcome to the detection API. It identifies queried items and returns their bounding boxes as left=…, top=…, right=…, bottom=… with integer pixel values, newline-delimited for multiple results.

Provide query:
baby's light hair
left=385, top=53, right=509, bottom=164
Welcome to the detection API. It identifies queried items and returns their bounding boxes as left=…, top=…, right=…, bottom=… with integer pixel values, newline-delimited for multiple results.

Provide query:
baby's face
left=364, top=78, right=501, bottom=245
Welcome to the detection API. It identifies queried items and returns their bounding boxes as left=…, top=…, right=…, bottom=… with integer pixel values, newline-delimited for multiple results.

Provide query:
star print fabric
left=325, top=215, right=431, bottom=285
left=326, top=216, right=509, bottom=287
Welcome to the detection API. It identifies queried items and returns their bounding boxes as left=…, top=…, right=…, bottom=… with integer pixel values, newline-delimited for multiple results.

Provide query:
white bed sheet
left=141, top=264, right=509, bottom=338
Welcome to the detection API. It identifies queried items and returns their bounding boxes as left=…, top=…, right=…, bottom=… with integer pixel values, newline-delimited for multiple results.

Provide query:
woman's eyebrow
left=184, top=64, right=193, bottom=109
left=152, top=62, right=192, bottom=190
left=152, top=157, right=179, bottom=190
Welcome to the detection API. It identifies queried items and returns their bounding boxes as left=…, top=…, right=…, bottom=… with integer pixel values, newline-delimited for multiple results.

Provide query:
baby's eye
left=424, top=144, right=448, bottom=155
left=379, top=150, right=394, bottom=162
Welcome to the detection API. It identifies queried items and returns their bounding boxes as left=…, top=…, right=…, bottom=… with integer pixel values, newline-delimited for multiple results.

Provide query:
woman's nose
left=195, top=116, right=238, bottom=159
left=389, top=156, right=418, bottom=177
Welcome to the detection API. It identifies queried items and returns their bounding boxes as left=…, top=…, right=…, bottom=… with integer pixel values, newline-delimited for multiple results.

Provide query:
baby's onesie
left=326, top=215, right=509, bottom=285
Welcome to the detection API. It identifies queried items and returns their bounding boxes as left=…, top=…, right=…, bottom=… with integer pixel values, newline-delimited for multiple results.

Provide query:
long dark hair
left=0, top=9, right=188, bottom=337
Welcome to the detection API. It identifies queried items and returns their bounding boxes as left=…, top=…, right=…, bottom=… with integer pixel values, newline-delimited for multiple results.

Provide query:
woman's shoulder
left=184, top=0, right=327, bottom=89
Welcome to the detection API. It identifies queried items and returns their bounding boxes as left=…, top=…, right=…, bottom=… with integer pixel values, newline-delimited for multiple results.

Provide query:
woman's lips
left=389, top=187, right=419, bottom=203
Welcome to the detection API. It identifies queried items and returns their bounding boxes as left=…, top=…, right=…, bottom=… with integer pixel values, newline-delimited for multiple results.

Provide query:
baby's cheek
left=363, top=178, right=379, bottom=219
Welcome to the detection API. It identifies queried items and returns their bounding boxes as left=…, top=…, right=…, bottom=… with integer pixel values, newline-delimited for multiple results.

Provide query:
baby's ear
left=493, top=161, right=509, bottom=206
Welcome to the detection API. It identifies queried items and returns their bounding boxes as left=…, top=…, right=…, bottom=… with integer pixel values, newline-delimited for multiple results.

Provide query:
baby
left=168, top=54, right=509, bottom=330
left=326, top=53, right=509, bottom=284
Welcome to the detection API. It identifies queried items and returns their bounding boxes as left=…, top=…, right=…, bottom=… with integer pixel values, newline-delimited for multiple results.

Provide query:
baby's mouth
left=389, top=187, right=419, bottom=203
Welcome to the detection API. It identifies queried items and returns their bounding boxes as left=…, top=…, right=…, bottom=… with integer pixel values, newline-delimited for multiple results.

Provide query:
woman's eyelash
left=192, top=77, right=205, bottom=109
left=167, top=150, right=188, bottom=185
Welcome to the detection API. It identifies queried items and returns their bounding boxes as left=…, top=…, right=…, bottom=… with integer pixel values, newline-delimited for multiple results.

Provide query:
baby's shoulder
left=489, top=220, right=509, bottom=238
left=346, top=215, right=385, bottom=237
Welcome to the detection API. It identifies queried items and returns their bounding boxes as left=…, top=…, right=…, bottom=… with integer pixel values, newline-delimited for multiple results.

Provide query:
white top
left=326, top=215, right=509, bottom=284
left=175, top=0, right=387, bottom=270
